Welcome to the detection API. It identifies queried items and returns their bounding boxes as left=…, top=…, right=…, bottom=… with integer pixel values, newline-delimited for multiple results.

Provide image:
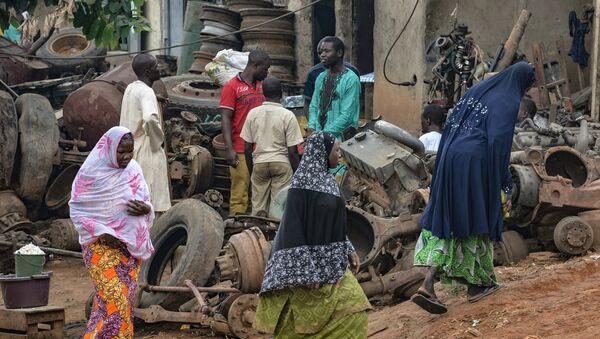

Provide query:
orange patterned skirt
left=82, top=239, right=140, bottom=338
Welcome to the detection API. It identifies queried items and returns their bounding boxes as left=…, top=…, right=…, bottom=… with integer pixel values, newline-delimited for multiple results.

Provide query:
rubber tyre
left=36, top=28, right=107, bottom=77
left=0, top=91, right=17, bottom=189
left=162, top=74, right=221, bottom=116
left=499, top=230, right=529, bottom=264
left=14, top=94, right=58, bottom=215
left=139, top=199, right=224, bottom=310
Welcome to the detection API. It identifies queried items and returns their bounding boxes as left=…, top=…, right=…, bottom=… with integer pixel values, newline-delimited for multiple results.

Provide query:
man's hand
left=348, top=252, right=360, bottom=274
left=127, top=200, right=151, bottom=216
left=227, top=149, right=239, bottom=167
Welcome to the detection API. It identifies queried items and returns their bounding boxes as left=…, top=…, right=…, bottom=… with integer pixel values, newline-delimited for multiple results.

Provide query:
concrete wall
left=426, top=0, right=589, bottom=65
left=288, top=0, right=314, bottom=82
left=373, top=0, right=428, bottom=136
left=335, top=0, right=354, bottom=66
left=374, top=0, right=589, bottom=136
left=145, top=1, right=164, bottom=53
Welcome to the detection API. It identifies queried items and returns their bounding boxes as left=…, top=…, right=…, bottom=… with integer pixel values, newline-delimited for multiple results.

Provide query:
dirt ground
left=2, top=252, right=600, bottom=338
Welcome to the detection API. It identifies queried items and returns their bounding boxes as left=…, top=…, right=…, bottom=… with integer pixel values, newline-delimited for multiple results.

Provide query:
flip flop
left=467, top=284, right=503, bottom=303
left=411, top=292, right=448, bottom=314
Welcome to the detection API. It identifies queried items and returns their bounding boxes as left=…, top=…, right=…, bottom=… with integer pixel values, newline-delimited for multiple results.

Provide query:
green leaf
left=115, top=14, right=127, bottom=27
left=122, top=0, right=132, bottom=13
left=85, top=19, right=101, bottom=40
left=108, top=1, right=121, bottom=13
left=9, top=16, right=19, bottom=28
left=95, top=20, right=106, bottom=40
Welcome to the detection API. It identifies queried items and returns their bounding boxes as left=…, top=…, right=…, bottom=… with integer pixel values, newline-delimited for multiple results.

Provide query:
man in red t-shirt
left=220, top=49, right=270, bottom=215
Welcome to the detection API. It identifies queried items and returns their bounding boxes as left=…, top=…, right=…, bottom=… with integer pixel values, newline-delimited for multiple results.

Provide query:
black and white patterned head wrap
left=289, top=131, right=340, bottom=197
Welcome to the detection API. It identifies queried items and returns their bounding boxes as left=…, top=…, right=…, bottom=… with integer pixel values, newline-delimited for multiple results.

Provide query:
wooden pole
left=591, top=0, right=600, bottom=121
left=496, top=9, right=532, bottom=71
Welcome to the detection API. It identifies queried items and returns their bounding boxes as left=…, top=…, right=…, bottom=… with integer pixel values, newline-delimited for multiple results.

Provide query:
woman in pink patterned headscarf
left=69, top=126, right=154, bottom=338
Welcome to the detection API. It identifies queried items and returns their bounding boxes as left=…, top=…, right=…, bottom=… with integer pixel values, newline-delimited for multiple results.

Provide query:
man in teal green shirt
left=307, top=36, right=361, bottom=140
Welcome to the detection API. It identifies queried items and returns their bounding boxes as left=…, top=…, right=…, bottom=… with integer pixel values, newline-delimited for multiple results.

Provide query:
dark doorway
left=312, top=0, right=336, bottom=65
left=354, top=0, right=374, bottom=74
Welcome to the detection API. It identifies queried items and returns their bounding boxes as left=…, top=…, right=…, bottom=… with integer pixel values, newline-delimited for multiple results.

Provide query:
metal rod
left=0, top=79, right=19, bottom=98
left=184, top=279, right=211, bottom=314
left=0, top=241, right=82, bottom=258
left=142, top=284, right=240, bottom=294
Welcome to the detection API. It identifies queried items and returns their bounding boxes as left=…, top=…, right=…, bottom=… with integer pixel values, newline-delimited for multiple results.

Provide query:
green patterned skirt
left=254, top=270, right=371, bottom=338
left=414, top=229, right=496, bottom=287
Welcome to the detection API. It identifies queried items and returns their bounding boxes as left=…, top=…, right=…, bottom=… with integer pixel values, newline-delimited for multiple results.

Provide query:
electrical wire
left=382, top=0, right=419, bottom=86
left=0, top=0, right=324, bottom=61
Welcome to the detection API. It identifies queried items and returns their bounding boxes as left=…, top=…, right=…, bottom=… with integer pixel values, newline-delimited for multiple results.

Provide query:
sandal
left=467, top=284, right=503, bottom=303
left=411, top=291, right=448, bottom=314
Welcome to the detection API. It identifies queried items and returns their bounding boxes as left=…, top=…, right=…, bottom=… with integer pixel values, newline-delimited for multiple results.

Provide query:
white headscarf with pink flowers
left=69, top=126, right=155, bottom=260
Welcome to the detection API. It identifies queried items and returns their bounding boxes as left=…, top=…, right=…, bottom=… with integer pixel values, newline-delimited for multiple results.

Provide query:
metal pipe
left=0, top=241, right=82, bottom=258
left=359, top=267, right=425, bottom=298
left=140, top=283, right=240, bottom=294
left=575, top=119, right=589, bottom=154
left=374, top=120, right=425, bottom=156
left=184, top=279, right=211, bottom=314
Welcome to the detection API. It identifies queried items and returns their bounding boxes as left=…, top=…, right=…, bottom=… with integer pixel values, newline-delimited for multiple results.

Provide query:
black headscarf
left=260, top=131, right=353, bottom=293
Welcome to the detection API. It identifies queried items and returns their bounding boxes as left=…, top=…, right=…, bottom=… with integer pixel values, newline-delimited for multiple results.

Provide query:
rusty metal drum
left=62, top=62, right=168, bottom=151
left=62, top=62, right=137, bottom=151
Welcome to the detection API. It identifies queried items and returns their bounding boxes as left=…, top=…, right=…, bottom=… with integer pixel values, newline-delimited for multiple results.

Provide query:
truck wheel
left=36, top=28, right=107, bottom=77
left=162, top=74, right=221, bottom=117
left=14, top=94, right=58, bottom=216
left=139, top=199, right=224, bottom=310
left=554, top=216, right=593, bottom=255
left=0, top=91, right=16, bottom=190
left=496, top=230, right=529, bottom=265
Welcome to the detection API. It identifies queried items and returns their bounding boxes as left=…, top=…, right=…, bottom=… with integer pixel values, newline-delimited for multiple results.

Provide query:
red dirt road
left=369, top=252, right=600, bottom=338
left=3, top=253, right=600, bottom=338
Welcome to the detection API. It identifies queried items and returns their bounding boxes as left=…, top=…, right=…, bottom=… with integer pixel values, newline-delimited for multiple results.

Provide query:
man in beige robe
left=120, top=54, right=171, bottom=212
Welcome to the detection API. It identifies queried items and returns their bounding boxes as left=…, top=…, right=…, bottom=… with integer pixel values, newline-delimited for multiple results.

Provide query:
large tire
left=14, top=94, right=58, bottom=216
left=162, top=74, right=221, bottom=116
left=0, top=91, right=17, bottom=190
left=36, top=28, right=107, bottom=77
left=139, top=199, right=224, bottom=310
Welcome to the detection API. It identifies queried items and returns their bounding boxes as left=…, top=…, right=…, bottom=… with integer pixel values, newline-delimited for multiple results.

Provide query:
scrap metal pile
left=509, top=116, right=600, bottom=256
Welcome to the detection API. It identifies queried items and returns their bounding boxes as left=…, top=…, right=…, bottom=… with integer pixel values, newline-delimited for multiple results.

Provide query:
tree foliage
left=0, top=0, right=151, bottom=49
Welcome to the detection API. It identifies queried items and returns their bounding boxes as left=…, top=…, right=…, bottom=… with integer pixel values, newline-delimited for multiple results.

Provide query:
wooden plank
left=25, top=311, right=64, bottom=326
left=0, top=307, right=64, bottom=332
left=0, top=329, right=65, bottom=339
left=0, top=312, right=27, bottom=332
left=531, top=42, right=550, bottom=108
left=560, top=36, right=586, bottom=93
left=554, top=38, right=572, bottom=97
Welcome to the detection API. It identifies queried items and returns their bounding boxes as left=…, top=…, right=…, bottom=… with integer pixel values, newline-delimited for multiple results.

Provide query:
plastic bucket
left=0, top=272, right=52, bottom=308
left=14, top=253, right=46, bottom=277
